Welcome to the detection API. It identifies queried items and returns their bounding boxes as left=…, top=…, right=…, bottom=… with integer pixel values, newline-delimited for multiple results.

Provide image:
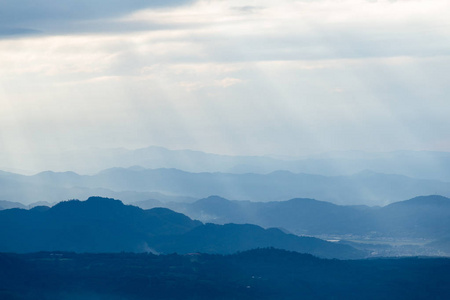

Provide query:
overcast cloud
left=0, top=0, right=194, bottom=36
left=0, top=0, right=449, bottom=172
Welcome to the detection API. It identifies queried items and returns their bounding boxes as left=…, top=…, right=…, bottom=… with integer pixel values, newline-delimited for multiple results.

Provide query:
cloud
left=113, top=0, right=450, bottom=63
left=0, top=27, right=42, bottom=37
left=0, top=0, right=450, bottom=161
left=231, top=6, right=265, bottom=14
left=0, top=0, right=194, bottom=37
left=215, top=77, right=243, bottom=88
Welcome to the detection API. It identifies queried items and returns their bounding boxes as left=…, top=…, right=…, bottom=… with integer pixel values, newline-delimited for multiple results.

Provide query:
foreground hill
left=2, top=167, right=450, bottom=205
left=1, top=249, right=449, bottom=300
left=148, top=223, right=362, bottom=258
left=162, top=195, right=450, bottom=240
left=0, top=197, right=201, bottom=253
left=0, top=197, right=363, bottom=259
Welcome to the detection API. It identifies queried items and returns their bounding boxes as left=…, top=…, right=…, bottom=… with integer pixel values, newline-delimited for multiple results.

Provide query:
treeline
left=1, top=248, right=450, bottom=299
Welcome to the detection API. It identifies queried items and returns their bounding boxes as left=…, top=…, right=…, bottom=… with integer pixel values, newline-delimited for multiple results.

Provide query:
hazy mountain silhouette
left=0, top=197, right=363, bottom=259
left=172, top=196, right=376, bottom=235
left=163, top=195, right=450, bottom=240
left=89, top=168, right=450, bottom=205
left=0, top=200, right=27, bottom=210
left=378, top=195, right=450, bottom=238
left=8, top=146, right=450, bottom=182
left=0, top=169, right=195, bottom=204
left=133, top=198, right=165, bottom=209
left=0, top=200, right=54, bottom=210
left=2, top=167, right=450, bottom=205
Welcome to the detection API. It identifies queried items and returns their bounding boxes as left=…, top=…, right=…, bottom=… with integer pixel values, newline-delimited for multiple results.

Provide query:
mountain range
left=5, top=146, right=450, bottom=182
left=2, top=167, right=450, bottom=206
left=157, top=195, right=450, bottom=240
left=0, top=197, right=363, bottom=259
left=3, top=194, right=450, bottom=257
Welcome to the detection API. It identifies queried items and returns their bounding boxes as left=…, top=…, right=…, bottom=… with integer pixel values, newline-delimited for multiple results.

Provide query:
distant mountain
left=132, top=198, right=165, bottom=209
left=0, top=200, right=27, bottom=210
left=57, top=168, right=450, bottom=205
left=5, top=146, right=450, bottom=182
left=0, top=146, right=287, bottom=175
left=28, top=201, right=54, bottom=208
left=378, top=195, right=450, bottom=238
left=170, top=196, right=376, bottom=235
left=0, top=169, right=196, bottom=204
left=164, top=195, right=450, bottom=240
left=2, top=167, right=450, bottom=205
left=0, top=197, right=363, bottom=259
left=305, top=150, right=450, bottom=181
left=0, top=200, right=54, bottom=210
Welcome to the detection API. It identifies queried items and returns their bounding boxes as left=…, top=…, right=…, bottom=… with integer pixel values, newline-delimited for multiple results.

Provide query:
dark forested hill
left=149, top=223, right=362, bottom=258
left=1, top=249, right=449, bottom=300
left=0, top=197, right=201, bottom=253
left=0, top=197, right=363, bottom=259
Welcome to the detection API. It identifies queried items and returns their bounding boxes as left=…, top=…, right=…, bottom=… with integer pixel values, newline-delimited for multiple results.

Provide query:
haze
left=1, top=0, right=449, bottom=173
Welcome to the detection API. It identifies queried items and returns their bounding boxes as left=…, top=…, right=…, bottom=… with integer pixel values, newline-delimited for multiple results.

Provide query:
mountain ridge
left=2, top=167, right=450, bottom=205
left=0, top=197, right=363, bottom=259
left=4, top=146, right=450, bottom=181
left=159, top=195, right=450, bottom=240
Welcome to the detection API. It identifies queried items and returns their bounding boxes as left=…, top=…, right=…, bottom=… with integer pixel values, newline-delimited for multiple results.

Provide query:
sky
left=1, top=0, right=450, bottom=170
